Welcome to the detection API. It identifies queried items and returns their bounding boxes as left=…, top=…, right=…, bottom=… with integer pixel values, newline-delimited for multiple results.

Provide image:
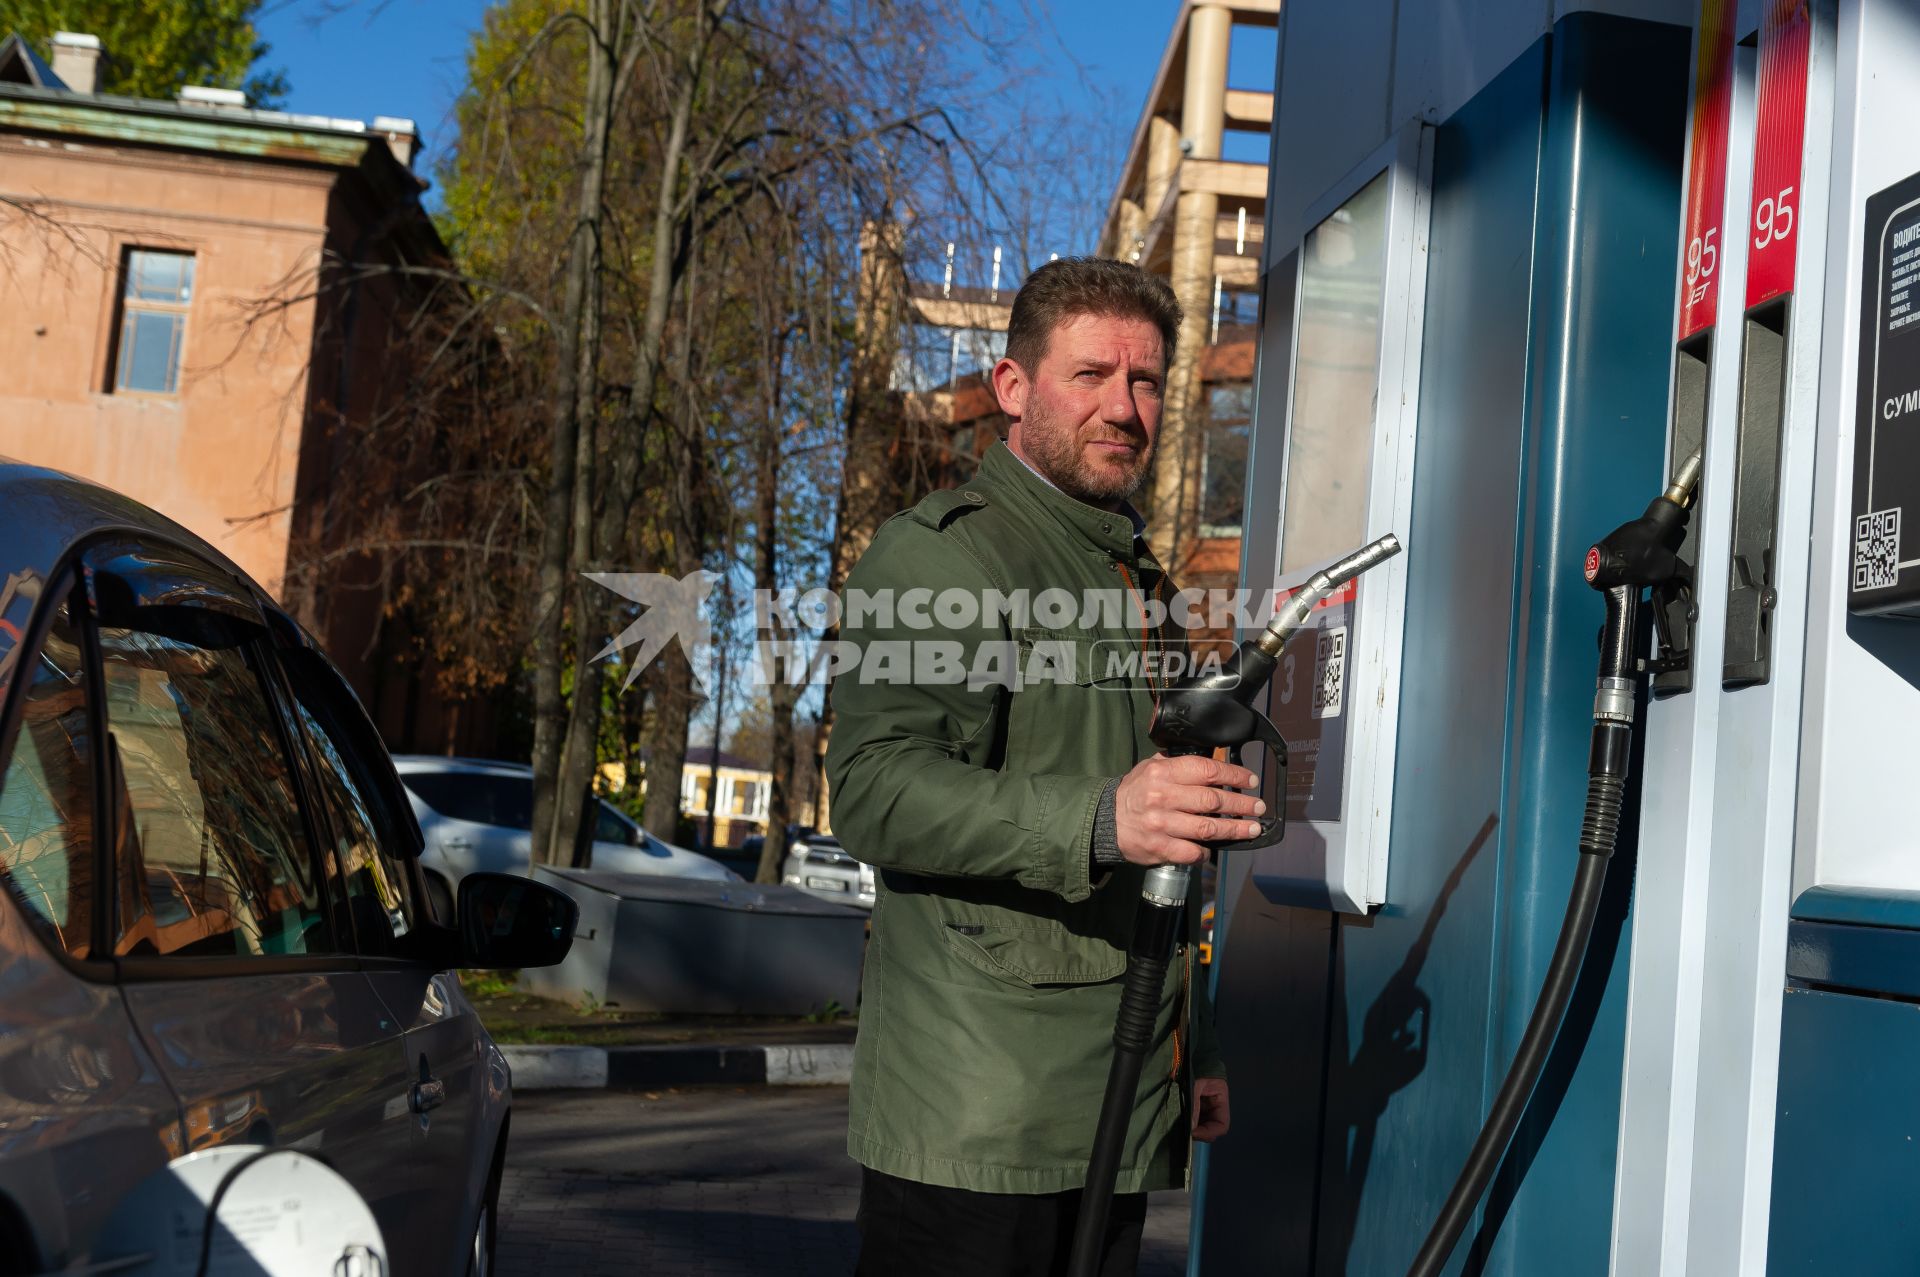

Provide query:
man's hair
left=1003, top=257, right=1182, bottom=373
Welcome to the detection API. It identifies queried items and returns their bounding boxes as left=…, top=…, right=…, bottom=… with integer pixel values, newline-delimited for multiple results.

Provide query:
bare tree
left=240, top=0, right=1131, bottom=868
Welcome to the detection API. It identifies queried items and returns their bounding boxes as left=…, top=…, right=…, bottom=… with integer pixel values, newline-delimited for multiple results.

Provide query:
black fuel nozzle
left=1579, top=451, right=1704, bottom=778
left=1583, top=450, right=1702, bottom=592
left=1148, top=641, right=1277, bottom=754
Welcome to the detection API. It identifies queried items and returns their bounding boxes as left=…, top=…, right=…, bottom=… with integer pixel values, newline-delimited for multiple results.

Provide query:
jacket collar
left=978, top=442, right=1144, bottom=561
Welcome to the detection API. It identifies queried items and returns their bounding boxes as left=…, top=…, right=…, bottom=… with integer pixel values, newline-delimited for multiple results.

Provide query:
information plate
left=1849, top=170, right=1920, bottom=616
left=1267, top=602, right=1351, bottom=824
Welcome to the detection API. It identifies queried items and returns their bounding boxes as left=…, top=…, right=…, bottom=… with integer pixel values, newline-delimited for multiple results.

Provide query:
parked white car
left=393, top=756, right=740, bottom=919
left=780, top=832, right=876, bottom=909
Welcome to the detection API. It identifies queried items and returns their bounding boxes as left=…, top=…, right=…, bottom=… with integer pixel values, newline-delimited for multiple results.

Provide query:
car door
left=406, top=767, right=535, bottom=878
left=278, top=648, right=497, bottom=1276
left=0, top=571, right=185, bottom=1270
left=80, top=540, right=420, bottom=1266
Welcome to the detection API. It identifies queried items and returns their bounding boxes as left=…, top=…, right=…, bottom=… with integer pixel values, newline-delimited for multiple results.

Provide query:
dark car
left=0, top=462, right=572, bottom=1273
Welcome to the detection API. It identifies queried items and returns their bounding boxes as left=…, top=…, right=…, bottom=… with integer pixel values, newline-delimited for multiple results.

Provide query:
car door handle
left=442, top=838, right=472, bottom=854
left=410, top=1077, right=446, bottom=1114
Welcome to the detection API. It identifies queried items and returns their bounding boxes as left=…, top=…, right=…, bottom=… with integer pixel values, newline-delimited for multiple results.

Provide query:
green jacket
left=826, top=442, right=1224, bottom=1195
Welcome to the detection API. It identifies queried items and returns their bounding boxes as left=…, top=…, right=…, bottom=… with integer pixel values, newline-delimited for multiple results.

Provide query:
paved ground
left=498, top=1086, right=1190, bottom=1275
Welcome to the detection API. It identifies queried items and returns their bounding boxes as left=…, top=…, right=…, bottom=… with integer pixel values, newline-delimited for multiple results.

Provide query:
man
left=826, top=258, right=1258, bottom=1275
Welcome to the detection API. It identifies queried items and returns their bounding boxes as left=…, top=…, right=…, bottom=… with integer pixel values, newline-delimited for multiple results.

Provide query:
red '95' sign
left=1678, top=0, right=1736, bottom=340
left=1746, top=0, right=1812, bottom=309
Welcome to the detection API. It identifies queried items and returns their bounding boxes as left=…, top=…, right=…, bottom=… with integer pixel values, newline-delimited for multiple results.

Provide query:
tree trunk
left=546, top=11, right=707, bottom=861
left=758, top=695, right=797, bottom=881
left=530, top=0, right=616, bottom=867
left=703, top=572, right=732, bottom=850
left=643, top=660, right=693, bottom=842
left=753, top=339, right=801, bottom=882
left=812, top=221, right=908, bottom=839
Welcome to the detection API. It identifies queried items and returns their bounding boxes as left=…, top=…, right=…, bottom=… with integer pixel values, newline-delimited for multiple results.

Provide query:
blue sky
left=253, top=1, right=1276, bottom=217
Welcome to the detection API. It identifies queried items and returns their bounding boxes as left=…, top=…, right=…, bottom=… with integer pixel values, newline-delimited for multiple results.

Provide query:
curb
left=502, top=1043, right=855, bottom=1091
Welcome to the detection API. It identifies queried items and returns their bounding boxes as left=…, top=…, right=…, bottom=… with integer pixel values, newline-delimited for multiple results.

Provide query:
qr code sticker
left=1312, top=626, right=1347, bottom=720
left=1853, top=508, right=1901, bottom=592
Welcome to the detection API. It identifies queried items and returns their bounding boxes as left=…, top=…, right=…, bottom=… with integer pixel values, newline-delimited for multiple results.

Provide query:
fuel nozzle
left=1663, top=449, right=1703, bottom=509
left=1583, top=450, right=1702, bottom=591
left=1580, top=449, right=1706, bottom=729
left=1151, top=532, right=1403, bottom=755
left=1255, top=533, right=1405, bottom=658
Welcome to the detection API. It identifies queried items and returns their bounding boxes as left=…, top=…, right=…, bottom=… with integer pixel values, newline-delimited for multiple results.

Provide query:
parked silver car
left=0, top=462, right=574, bottom=1274
left=395, top=756, right=741, bottom=920
left=781, top=832, right=876, bottom=909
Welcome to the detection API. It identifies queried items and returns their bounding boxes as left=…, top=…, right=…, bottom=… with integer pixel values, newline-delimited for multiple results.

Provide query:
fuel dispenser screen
left=1851, top=169, right=1920, bottom=618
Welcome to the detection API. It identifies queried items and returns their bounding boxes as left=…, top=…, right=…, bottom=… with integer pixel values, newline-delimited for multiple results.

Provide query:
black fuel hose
left=1402, top=849, right=1611, bottom=1277
left=1068, top=894, right=1184, bottom=1277
left=1405, top=582, right=1638, bottom=1277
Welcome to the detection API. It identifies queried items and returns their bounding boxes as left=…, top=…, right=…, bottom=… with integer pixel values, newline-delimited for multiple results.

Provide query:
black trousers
left=854, top=1165, right=1148, bottom=1276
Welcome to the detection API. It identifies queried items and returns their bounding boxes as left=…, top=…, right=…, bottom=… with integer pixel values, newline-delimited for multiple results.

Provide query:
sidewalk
left=467, top=974, right=860, bottom=1090
left=463, top=973, right=857, bottom=1048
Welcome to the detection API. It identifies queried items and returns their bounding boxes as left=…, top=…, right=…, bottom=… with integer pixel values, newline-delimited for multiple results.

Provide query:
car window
left=289, top=696, right=415, bottom=956
left=0, top=589, right=97, bottom=959
left=98, top=624, right=336, bottom=959
left=405, top=771, right=532, bottom=831
left=594, top=803, right=638, bottom=846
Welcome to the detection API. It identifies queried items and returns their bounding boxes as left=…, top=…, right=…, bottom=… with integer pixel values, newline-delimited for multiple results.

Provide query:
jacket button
left=1101, top=521, right=1113, bottom=533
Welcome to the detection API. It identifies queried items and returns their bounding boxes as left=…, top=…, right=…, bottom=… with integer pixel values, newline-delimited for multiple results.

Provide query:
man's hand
left=1192, top=1077, right=1231, bottom=1143
left=1111, top=754, right=1264, bottom=865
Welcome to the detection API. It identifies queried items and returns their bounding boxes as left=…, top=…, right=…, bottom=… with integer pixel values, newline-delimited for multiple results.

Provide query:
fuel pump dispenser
left=1179, top=0, right=1920, bottom=1272
left=1072, top=449, right=1696, bottom=1277
left=1066, top=533, right=1403, bottom=1277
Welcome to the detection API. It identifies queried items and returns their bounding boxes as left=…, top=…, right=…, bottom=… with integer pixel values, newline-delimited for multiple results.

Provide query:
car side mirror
left=457, top=872, right=577, bottom=969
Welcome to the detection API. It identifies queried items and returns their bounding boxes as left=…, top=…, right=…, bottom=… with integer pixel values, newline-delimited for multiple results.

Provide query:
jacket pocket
left=943, top=922, right=1127, bottom=987
left=1014, top=627, right=1133, bottom=688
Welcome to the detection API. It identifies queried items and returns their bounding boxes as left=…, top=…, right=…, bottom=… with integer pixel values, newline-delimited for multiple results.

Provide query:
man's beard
left=1019, top=403, right=1154, bottom=507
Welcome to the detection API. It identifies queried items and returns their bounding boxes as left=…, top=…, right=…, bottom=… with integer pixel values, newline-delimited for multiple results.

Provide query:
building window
left=731, top=780, right=762, bottom=817
left=1200, top=382, right=1252, bottom=537
left=113, top=249, right=195, bottom=395
left=892, top=323, right=1006, bottom=392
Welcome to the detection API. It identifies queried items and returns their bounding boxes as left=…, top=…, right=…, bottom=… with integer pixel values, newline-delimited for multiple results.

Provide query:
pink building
left=0, top=31, right=487, bottom=755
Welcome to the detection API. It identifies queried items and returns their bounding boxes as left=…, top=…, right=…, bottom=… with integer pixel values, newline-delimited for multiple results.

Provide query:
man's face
left=993, top=312, right=1166, bottom=507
